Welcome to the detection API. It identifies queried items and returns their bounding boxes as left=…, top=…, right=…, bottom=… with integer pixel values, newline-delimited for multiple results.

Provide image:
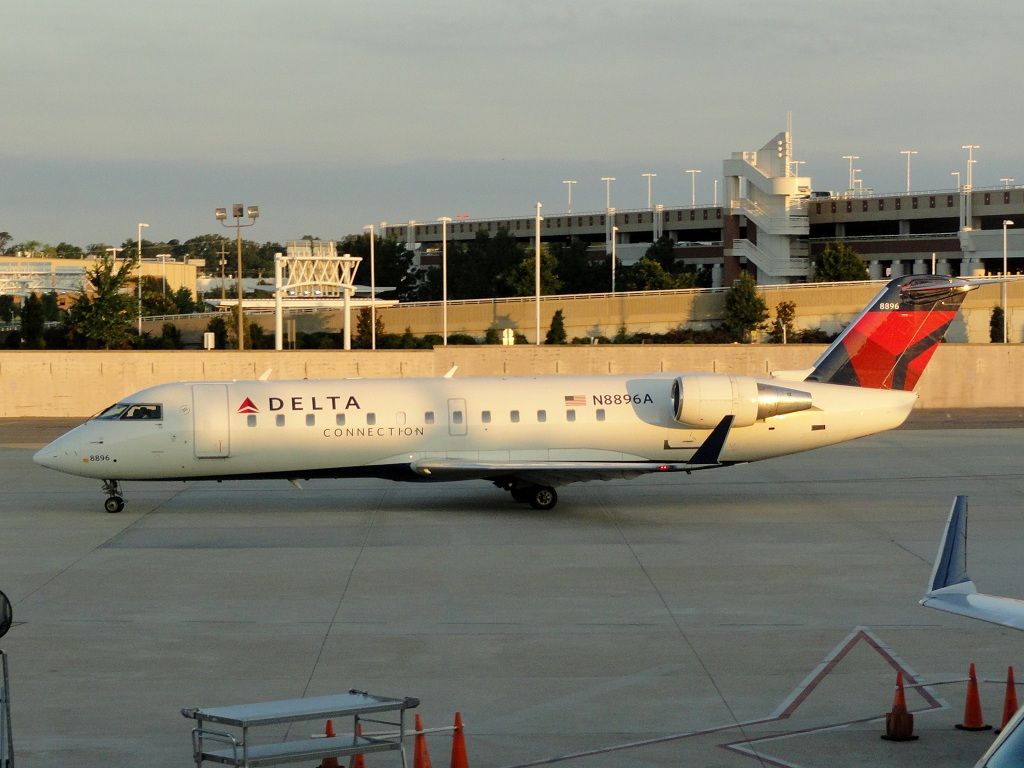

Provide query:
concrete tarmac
left=2, top=418, right=1024, bottom=767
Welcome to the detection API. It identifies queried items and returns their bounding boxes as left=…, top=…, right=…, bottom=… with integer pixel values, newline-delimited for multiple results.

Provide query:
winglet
left=926, top=495, right=973, bottom=594
left=688, top=415, right=733, bottom=465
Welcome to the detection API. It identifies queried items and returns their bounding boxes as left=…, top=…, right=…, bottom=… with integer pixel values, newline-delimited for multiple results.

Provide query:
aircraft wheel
left=104, top=496, right=125, bottom=514
left=510, top=487, right=532, bottom=503
left=529, top=486, right=558, bottom=511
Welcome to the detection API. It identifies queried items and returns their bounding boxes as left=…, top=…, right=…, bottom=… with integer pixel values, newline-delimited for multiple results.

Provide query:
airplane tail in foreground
left=805, top=275, right=977, bottom=390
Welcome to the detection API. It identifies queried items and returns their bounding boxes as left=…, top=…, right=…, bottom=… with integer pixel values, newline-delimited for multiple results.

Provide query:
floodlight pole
left=216, top=205, right=259, bottom=351
left=535, top=202, right=542, bottom=345
left=438, top=217, right=452, bottom=345
left=1004, top=219, right=1014, bottom=343
left=137, top=222, right=148, bottom=335
left=363, top=225, right=377, bottom=350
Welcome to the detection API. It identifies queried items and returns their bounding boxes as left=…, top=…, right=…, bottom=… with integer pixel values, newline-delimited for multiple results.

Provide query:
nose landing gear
left=102, top=480, right=125, bottom=514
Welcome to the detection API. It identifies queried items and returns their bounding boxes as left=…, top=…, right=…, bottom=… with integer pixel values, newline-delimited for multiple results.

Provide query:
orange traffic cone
left=414, top=714, right=433, bottom=768
left=348, top=722, right=366, bottom=768
left=320, top=719, right=340, bottom=768
left=956, top=663, right=992, bottom=731
left=998, top=666, right=1020, bottom=733
left=450, top=712, right=469, bottom=768
left=881, top=671, right=917, bottom=741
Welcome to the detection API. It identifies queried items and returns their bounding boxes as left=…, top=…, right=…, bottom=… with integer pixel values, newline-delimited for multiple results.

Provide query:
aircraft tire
left=104, top=496, right=125, bottom=514
left=529, top=486, right=557, bottom=511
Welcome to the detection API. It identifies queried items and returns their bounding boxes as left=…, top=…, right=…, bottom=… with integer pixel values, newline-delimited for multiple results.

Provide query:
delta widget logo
left=237, top=397, right=259, bottom=414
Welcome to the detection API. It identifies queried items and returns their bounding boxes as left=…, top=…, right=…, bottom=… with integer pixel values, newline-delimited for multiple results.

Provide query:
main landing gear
left=102, top=480, right=125, bottom=514
left=507, top=484, right=558, bottom=510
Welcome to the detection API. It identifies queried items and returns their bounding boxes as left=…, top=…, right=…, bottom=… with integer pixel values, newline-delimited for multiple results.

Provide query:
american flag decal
left=564, top=394, right=586, bottom=406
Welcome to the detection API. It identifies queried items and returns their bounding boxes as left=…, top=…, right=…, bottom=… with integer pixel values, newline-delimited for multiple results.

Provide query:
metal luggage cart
left=181, top=689, right=419, bottom=768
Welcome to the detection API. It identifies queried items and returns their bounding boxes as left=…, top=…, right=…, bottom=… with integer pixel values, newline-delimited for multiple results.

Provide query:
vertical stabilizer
left=806, top=275, right=976, bottom=390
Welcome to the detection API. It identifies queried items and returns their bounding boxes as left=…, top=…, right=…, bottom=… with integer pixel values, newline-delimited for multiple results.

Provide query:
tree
left=504, top=246, right=561, bottom=296
left=139, top=275, right=178, bottom=316
left=620, top=256, right=679, bottom=291
left=54, top=242, right=85, bottom=259
left=342, top=232, right=417, bottom=302
left=768, top=300, right=796, bottom=343
left=41, top=291, right=60, bottom=322
left=545, top=309, right=567, bottom=344
left=20, top=293, right=45, bottom=348
left=814, top=243, right=869, bottom=282
left=0, top=295, right=15, bottom=322
left=206, top=316, right=228, bottom=349
left=991, top=306, right=1005, bottom=343
left=354, top=307, right=385, bottom=348
left=722, top=272, right=768, bottom=342
left=65, top=254, right=138, bottom=348
left=552, top=239, right=606, bottom=294
left=0, top=232, right=11, bottom=253
left=645, top=233, right=677, bottom=271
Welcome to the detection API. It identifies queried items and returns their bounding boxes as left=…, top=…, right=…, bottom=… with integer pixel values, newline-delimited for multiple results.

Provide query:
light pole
left=601, top=176, right=615, bottom=209
left=534, top=202, right=542, bottom=345
left=601, top=177, right=615, bottom=254
left=791, top=159, right=806, bottom=177
left=1004, top=219, right=1014, bottom=343
left=641, top=172, right=656, bottom=209
left=900, top=149, right=918, bottom=193
left=685, top=169, right=701, bottom=206
left=562, top=179, right=576, bottom=213
left=156, top=254, right=171, bottom=296
left=1002, top=177, right=1015, bottom=189
left=611, top=225, right=618, bottom=294
left=842, top=155, right=860, bottom=191
left=363, top=224, right=377, bottom=350
left=215, top=204, right=259, bottom=351
left=951, top=171, right=961, bottom=191
left=962, top=145, right=979, bottom=231
left=136, top=223, right=148, bottom=335
left=713, top=178, right=719, bottom=207
left=438, top=216, right=451, bottom=345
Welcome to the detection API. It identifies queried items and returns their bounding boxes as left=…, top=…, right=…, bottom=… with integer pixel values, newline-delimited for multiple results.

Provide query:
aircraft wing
left=920, top=495, right=1024, bottom=631
left=411, top=415, right=736, bottom=485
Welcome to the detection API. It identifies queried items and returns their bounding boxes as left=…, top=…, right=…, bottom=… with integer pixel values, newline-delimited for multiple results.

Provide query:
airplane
left=920, top=497, right=1024, bottom=767
left=920, top=495, right=1024, bottom=630
left=34, top=274, right=977, bottom=514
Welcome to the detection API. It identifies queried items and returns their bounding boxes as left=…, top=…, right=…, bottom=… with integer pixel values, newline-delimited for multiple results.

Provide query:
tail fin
left=806, top=275, right=977, bottom=390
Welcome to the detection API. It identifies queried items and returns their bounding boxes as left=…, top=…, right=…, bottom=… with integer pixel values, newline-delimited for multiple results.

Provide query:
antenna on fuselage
left=443, top=366, right=458, bottom=379
left=258, top=369, right=273, bottom=381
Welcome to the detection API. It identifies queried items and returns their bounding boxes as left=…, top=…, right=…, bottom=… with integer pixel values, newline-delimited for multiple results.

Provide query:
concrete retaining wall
left=1, top=344, right=1021, bottom=417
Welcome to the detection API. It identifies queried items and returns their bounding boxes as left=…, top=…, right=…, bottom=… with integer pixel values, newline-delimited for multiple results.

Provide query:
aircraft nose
left=33, top=435, right=81, bottom=473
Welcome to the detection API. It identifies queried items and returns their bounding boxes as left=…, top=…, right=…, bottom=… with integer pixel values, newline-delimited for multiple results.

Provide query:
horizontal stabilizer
left=920, top=495, right=1024, bottom=631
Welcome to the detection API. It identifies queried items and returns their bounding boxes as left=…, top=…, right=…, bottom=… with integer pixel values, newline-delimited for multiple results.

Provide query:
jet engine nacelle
left=671, top=374, right=813, bottom=428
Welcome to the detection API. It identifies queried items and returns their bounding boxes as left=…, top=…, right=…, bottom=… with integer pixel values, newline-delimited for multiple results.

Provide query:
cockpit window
left=95, top=403, right=130, bottom=420
left=121, top=404, right=163, bottom=421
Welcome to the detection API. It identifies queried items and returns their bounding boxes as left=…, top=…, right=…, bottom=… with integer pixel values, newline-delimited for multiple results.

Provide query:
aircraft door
left=448, top=398, right=467, bottom=436
left=192, top=384, right=231, bottom=458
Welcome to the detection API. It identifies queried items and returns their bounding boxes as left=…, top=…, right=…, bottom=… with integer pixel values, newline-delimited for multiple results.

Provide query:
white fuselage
left=34, top=373, right=917, bottom=483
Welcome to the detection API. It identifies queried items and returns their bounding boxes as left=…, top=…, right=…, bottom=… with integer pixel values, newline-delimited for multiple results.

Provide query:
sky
left=4, top=0, right=1024, bottom=247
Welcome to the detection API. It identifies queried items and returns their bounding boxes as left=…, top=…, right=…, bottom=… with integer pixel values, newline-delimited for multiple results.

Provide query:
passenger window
left=336, top=414, right=345, bottom=426
left=510, top=410, right=520, bottom=423
left=275, top=414, right=285, bottom=427
left=396, top=411, right=407, bottom=426
left=247, top=415, right=257, bottom=427
left=121, top=404, right=162, bottom=420
left=367, top=413, right=376, bottom=426
left=537, top=410, right=546, bottom=422
left=481, top=410, right=491, bottom=424
left=566, top=409, right=576, bottom=422
left=425, top=411, right=435, bottom=424
left=596, top=409, right=606, bottom=422
left=305, top=414, right=315, bottom=427
left=452, top=411, right=464, bottom=424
